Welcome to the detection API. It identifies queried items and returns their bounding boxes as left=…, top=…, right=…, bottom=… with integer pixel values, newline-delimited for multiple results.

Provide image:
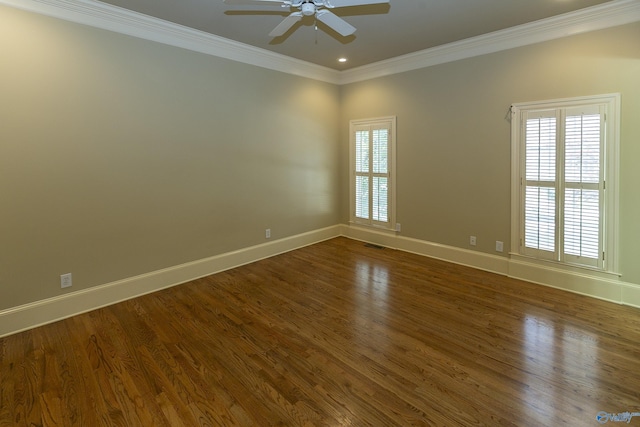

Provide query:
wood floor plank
left=2, top=237, right=640, bottom=426
left=6, top=330, right=43, bottom=427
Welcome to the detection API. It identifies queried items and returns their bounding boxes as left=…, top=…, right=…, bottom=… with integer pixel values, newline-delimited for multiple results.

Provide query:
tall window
left=350, top=116, right=396, bottom=229
left=511, top=94, right=619, bottom=272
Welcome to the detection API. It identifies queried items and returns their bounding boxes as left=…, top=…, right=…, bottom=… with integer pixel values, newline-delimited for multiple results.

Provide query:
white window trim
left=510, top=93, right=620, bottom=276
left=349, top=116, right=397, bottom=231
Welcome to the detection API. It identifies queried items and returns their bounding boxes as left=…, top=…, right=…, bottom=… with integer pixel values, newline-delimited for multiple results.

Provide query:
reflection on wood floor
left=2, top=236, right=640, bottom=426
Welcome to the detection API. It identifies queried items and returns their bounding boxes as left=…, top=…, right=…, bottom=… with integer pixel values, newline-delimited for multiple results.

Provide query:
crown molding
left=339, top=0, right=640, bottom=84
left=2, top=0, right=639, bottom=85
left=0, top=0, right=342, bottom=84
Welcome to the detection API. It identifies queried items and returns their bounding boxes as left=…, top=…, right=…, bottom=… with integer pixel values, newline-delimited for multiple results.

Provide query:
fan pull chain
left=314, top=18, right=318, bottom=44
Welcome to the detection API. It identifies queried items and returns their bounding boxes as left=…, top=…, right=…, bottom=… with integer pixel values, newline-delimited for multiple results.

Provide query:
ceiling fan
left=224, top=0, right=390, bottom=37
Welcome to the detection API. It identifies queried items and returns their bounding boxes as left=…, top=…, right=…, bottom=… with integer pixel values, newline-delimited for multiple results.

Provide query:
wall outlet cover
left=61, top=273, right=72, bottom=288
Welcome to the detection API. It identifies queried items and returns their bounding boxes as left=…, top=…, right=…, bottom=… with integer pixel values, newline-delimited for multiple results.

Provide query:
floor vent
left=364, top=243, right=385, bottom=250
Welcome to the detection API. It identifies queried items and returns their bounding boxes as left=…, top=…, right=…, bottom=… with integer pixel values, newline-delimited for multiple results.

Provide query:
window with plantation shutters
left=511, top=95, right=619, bottom=273
left=350, top=117, right=396, bottom=229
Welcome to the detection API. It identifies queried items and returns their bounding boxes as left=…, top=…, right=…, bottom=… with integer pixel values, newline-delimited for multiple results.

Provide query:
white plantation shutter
left=372, top=128, right=389, bottom=222
left=355, top=129, right=370, bottom=220
left=563, top=106, right=603, bottom=267
left=517, top=99, right=611, bottom=270
left=524, top=112, right=558, bottom=259
left=350, top=117, right=396, bottom=229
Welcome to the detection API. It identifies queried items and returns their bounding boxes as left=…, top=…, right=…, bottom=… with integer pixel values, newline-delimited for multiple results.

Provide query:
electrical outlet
left=395, top=223, right=401, bottom=232
left=496, top=241, right=504, bottom=252
left=61, top=273, right=72, bottom=289
left=470, top=236, right=477, bottom=246
left=265, top=228, right=271, bottom=239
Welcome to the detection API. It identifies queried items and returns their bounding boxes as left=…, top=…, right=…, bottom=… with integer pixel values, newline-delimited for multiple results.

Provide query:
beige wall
left=340, top=22, right=640, bottom=285
left=1, top=4, right=639, bottom=314
left=0, top=6, right=341, bottom=310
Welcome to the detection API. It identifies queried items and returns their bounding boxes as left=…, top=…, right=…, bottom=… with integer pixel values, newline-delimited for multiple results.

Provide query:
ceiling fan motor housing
left=301, top=3, right=316, bottom=16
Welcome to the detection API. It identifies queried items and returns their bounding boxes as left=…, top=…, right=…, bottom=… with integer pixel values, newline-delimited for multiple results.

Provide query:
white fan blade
left=269, top=11, right=303, bottom=37
left=224, top=0, right=288, bottom=6
left=316, top=9, right=356, bottom=36
left=325, top=0, right=389, bottom=7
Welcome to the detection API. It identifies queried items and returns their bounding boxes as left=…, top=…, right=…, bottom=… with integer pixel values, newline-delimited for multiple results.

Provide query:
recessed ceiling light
left=338, top=57, right=348, bottom=63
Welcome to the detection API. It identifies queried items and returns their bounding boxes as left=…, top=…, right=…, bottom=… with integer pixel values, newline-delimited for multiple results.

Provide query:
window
left=511, top=94, right=619, bottom=272
left=350, top=116, right=396, bottom=230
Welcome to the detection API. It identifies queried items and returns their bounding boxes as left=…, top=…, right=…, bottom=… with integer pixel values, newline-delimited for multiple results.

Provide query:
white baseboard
left=340, top=224, right=510, bottom=275
left=0, top=225, right=341, bottom=338
left=3, top=223, right=639, bottom=337
left=507, top=257, right=623, bottom=303
left=341, top=224, right=640, bottom=310
left=621, top=283, right=640, bottom=308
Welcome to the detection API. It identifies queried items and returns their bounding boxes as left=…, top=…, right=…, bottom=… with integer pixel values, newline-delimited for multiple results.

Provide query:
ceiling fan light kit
left=224, top=0, right=390, bottom=38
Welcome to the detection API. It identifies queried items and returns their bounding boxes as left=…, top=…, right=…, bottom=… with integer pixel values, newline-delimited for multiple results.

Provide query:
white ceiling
left=94, top=0, right=616, bottom=70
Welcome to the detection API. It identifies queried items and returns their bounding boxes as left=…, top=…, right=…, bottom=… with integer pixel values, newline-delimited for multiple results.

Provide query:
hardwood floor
left=2, top=237, right=640, bottom=426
